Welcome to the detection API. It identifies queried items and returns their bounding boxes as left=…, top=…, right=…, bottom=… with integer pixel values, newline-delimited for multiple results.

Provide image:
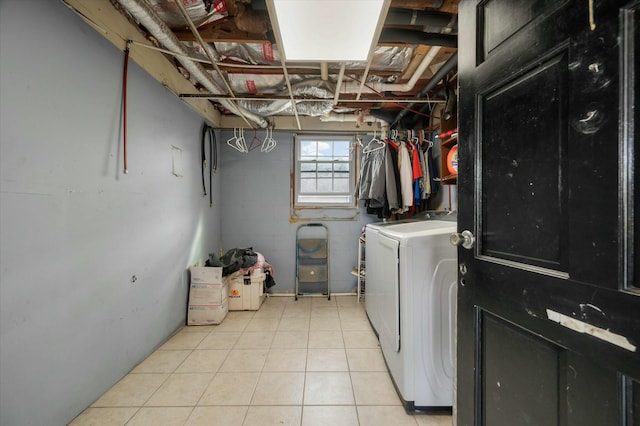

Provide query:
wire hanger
left=411, top=129, right=420, bottom=144
left=261, top=128, right=277, bottom=153
left=236, top=128, right=248, bottom=152
left=422, top=130, right=434, bottom=149
left=363, top=128, right=385, bottom=153
left=227, top=128, right=248, bottom=153
left=226, top=128, right=240, bottom=151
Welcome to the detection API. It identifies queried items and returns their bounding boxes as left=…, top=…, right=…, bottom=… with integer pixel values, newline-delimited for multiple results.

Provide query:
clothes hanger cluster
left=227, top=128, right=248, bottom=153
left=227, top=128, right=277, bottom=153
left=261, top=128, right=277, bottom=153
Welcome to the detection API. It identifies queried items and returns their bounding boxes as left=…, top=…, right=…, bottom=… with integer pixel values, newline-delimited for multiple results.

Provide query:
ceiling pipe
left=339, top=45, right=441, bottom=95
left=391, top=51, right=458, bottom=128
left=320, top=62, right=329, bottom=81
left=382, top=46, right=441, bottom=92
left=410, top=86, right=451, bottom=125
left=115, top=0, right=269, bottom=128
left=378, top=28, right=457, bottom=48
left=369, top=109, right=404, bottom=127
left=180, top=94, right=446, bottom=104
left=384, top=8, right=456, bottom=29
left=333, top=64, right=346, bottom=105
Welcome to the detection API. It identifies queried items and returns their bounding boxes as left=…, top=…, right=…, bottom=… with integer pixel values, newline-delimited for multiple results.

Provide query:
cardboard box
left=189, top=266, right=223, bottom=285
left=227, top=269, right=266, bottom=311
left=188, top=282, right=226, bottom=305
left=187, top=296, right=228, bottom=325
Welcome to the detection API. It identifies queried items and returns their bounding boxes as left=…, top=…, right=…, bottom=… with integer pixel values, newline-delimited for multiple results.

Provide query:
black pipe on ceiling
left=379, top=28, right=457, bottom=48
left=368, top=109, right=416, bottom=131
left=384, top=8, right=456, bottom=30
left=391, top=51, right=458, bottom=128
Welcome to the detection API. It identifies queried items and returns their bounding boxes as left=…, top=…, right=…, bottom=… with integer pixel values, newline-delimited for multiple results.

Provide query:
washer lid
left=378, top=220, right=457, bottom=241
left=366, top=211, right=457, bottom=232
left=366, top=218, right=421, bottom=231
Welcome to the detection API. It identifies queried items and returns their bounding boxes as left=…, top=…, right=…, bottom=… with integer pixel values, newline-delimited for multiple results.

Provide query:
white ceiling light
left=267, top=0, right=389, bottom=62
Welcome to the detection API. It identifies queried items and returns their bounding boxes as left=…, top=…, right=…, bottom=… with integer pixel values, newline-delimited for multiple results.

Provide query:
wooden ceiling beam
left=63, top=0, right=221, bottom=126
left=174, top=19, right=268, bottom=43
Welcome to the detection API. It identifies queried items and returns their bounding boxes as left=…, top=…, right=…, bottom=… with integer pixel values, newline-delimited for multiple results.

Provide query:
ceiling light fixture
left=266, top=0, right=390, bottom=62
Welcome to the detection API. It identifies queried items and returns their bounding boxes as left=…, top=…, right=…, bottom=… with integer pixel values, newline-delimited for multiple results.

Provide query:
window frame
left=293, top=133, right=358, bottom=208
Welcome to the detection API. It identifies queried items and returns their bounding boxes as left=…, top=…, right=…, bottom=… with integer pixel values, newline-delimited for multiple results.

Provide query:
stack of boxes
left=187, top=266, right=228, bottom=325
left=226, top=268, right=266, bottom=311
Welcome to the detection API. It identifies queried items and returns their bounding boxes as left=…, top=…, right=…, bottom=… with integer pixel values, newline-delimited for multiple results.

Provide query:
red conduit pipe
left=122, top=41, right=131, bottom=174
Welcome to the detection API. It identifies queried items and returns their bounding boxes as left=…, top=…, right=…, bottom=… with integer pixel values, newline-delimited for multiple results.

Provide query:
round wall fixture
left=447, top=145, right=458, bottom=175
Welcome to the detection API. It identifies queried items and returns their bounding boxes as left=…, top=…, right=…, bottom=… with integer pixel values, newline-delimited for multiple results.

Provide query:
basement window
left=294, top=134, right=356, bottom=207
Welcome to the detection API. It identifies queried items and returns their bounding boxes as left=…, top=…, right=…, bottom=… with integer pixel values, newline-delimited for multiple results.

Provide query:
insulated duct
left=339, top=46, right=442, bottom=95
left=115, top=0, right=269, bottom=128
left=320, top=112, right=387, bottom=125
left=235, top=79, right=337, bottom=116
left=235, top=99, right=335, bottom=117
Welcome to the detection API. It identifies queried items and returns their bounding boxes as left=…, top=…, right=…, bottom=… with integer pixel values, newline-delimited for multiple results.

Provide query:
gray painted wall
left=0, top=1, right=220, bottom=425
left=219, top=131, right=376, bottom=295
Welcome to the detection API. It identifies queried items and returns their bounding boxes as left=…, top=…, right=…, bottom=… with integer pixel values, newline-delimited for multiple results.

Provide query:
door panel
left=629, top=378, right=640, bottom=425
left=480, top=51, right=568, bottom=273
left=378, top=233, right=400, bottom=352
left=478, top=0, right=566, bottom=62
left=457, top=1, right=640, bottom=425
left=481, top=311, right=560, bottom=426
left=564, top=350, right=619, bottom=426
left=479, top=309, right=622, bottom=426
left=622, top=3, right=640, bottom=292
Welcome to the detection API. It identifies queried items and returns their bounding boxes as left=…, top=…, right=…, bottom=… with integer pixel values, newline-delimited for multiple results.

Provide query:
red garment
left=410, top=142, right=423, bottom=180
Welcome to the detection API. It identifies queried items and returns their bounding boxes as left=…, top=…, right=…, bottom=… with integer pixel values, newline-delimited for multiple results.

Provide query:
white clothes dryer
left=365, top=218, right=457, bottom=411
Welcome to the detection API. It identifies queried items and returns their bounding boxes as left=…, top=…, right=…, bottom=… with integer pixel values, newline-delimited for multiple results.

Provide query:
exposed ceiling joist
left=62, top=0, right=222, bottom=127
left=62, top=0, right=459, bottom=131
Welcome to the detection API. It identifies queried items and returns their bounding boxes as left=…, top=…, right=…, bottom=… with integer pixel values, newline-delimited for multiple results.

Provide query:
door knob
left=450, top=230, right=475, bottom=250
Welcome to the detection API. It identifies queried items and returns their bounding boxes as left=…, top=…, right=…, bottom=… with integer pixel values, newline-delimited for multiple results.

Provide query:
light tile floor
left=69, top=296, right=453, bottom=426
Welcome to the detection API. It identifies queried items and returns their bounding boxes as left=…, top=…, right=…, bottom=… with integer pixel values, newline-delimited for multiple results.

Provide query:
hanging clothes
left=427, top=142, right=441, bottom=195
left=421, top=142, right=432, bottom=199
left=410, top=142, right=423, bottom=181
left=357, top=145, right=386, bottom=207
left=385, top=141, right=401, bottom=214
left=411, top=142, right=424, bottom=207
left=397, top=141, right=413, bottom=213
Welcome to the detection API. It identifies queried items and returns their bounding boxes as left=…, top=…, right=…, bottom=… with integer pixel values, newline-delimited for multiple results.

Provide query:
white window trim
left=293, top=133, right=358, bottom=210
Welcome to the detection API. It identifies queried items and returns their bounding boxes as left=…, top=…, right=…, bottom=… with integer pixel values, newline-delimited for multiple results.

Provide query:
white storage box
left=189, top=266, right=223, bottom=284
left=227, top=269, right=266, bottom=311
left=188, top=283, right=226, bottom=305
left=188, top=266, right=227, bottom=325
left=187, top=297, right=228, bottom=325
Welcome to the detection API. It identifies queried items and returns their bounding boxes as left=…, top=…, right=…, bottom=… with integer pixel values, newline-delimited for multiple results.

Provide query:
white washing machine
left=365, top=218, right=457, bottom=410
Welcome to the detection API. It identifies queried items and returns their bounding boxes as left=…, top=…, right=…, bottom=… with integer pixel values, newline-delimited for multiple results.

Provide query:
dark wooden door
left=456, top=1, right=640, bottom=425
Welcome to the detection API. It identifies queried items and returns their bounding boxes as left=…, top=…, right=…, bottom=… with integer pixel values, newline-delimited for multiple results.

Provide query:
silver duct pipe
left=115, top=0, right=269, bottom=128
left=320, top=112, right=387, bottom=125
left=339, top=46, right=441, bottom=95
